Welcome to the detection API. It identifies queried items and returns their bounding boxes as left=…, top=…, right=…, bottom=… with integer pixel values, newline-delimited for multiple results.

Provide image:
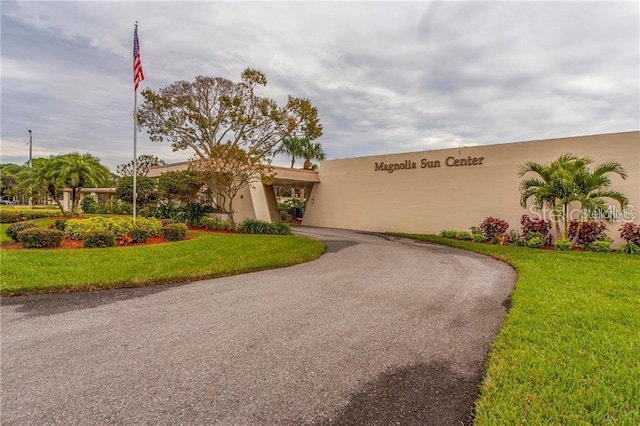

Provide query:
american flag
left=133, top=23, right=144, bottom=91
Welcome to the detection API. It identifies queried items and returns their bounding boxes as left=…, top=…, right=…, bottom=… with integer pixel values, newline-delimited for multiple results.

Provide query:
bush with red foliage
left=619, top=223, right=640, bottom=245
left=479, top=217, right=510, bottom=240
left=520, top=215, right=552, bottom=245
left=568, top=220, right=607, bottom=246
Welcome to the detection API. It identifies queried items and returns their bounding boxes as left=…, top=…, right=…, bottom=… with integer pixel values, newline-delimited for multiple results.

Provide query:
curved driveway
left=1, top=227, right=515, bottom=425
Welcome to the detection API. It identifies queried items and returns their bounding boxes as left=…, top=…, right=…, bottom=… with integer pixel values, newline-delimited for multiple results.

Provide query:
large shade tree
left=138, top=68, right=322, bottom=220
left=116, top=154, right=165, bottom=177
left=519, top=153, right=628, bottom=243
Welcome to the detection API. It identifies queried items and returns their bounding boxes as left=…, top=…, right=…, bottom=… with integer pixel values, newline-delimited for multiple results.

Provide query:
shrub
left=154, top=202, right=179, bottom=220
left=162, top=223, right=187, bottom=241
left=129, top=226, right=149, bottom=243
left=175, top=202, right=213, bottom=226
left=239, top=219, right=272, bottom=234
left=526, top=236, right=544, bottom=249
left=115, top=176, right=157, bottom=206
left=95, top=202, right=110, bottom=214
left=554, top=238, right=572, bottom=251
left=506, top=230, right=521, bottom=244
left=620, top=243, right=640, bottom=255
left=586, top=241, right=612, bottom=252
left=568, top=220, right=607, bottom=246
left=135, top=217, right=163, bottom=237
left=270, top=222, right=293, bottom=236
left=6, top=222, right=38, bottom=241
left=54, top=218, right=67, bottom=231
left=160, top=218, right=174, bottom=227
left=17, top=228, right=63, bottom=248
left=520, top=215, right=552, bottom=245
left=439, top=230, right=458, bottom=238
left=84, top=231, right=116, bottom=248
left=472, top=233, right=486, bottom=243
left=238, top=219, right=292, bottom=235
left=0, top=208, right=59, bottom=223
left=456, top=231, right=472, bottom=240
left=80, top=195, right=97, bottom=213
left=619, top=223, right=640, bottom=245
left=198, top=216, right=236, bottom=232
left=64, top=216, right=162, bottom=240
left=479, top=217, right=509, bottom=240
left=108, top=199, right=133, bottom=215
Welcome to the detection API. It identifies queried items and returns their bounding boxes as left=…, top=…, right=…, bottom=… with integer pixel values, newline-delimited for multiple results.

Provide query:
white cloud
left=1, top=1, right=638, bottom=171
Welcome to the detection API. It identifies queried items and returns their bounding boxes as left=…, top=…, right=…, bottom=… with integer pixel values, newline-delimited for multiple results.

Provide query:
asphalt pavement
left=1, top=227, right=515, bottom=425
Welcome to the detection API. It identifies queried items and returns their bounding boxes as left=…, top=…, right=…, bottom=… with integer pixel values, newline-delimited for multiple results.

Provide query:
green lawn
left=1, top=231, right=325, bottom=296
left=392, top=234, right=640, bottom=424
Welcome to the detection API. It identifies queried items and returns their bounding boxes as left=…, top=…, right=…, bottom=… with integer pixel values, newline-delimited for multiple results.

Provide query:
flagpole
left=133, top=83, right=138, bottom=225
left=132, top=20, right=142, bottom=225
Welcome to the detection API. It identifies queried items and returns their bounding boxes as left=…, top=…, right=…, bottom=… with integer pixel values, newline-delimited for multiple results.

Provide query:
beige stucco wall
left=303, top=131, right=640, bottom=246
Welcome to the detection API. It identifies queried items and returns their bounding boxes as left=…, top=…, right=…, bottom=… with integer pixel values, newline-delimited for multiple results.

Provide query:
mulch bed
left=1, top=234, right=197, bottom=250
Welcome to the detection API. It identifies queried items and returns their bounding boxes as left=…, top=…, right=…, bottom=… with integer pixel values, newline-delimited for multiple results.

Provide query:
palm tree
left=52, top=153, right=112, bottom=214
left=300, top=140, right=326, bottom=170
left=18, top=157, right=65, bottom=213
left=567, top=157, right=628, bottom=244
left=519, top=153, right=628, bottom=241
left=274, top=136, right=305, bottom=168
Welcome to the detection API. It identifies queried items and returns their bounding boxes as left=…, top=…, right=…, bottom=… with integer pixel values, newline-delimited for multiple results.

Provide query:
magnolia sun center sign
left=374, top=156, right=486, bottom=174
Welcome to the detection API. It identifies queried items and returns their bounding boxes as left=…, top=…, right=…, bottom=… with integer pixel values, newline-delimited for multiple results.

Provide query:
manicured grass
left=392, top=234, right=640, bottom=424
left=1, top=232, right=325, bottom=296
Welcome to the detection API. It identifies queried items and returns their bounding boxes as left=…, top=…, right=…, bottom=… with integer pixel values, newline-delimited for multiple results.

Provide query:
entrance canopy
left=270, top=166, right=320, bottom=188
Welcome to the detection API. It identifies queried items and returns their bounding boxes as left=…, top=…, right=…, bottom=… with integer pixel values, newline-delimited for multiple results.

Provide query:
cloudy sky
left=2, top=1, right=638, bottom=172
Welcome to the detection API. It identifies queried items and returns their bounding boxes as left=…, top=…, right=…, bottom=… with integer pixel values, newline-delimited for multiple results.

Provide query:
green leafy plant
left=554, top=238, right=572, bottom=251
left=17, top=228, right=63, bottom=248
left=0, top=208, right=59, bottom=224
left=238, top=219, right=292, bottom=235
left=456, top=231, right=472, bottom=240
left=95, top=202, right=110, bottom=214
left=154, top=202, right=179, bottom=220
left=162, top=223, right=187, bottom=241
left=439, top=230, right=458, bottom=238
left=472, top=233, right=486, bottom=243
left=65, top=216, right=162, bottom=240
left=269, top=222, right=293, bottom=236
left=6, top=222, right=39, bottom=241
left=506, top=230, right=521, bottom=244
left=198, top=216, right=236, bottom=232
left=620, top=243, right=640, bottom=255
left=586, top=240, right=611, bottom=252
left=175, top=201, right=212, bottom=226
left=129, top=226, right=149, bottom=243
left=83, top=231, right=116, bottom=248
left=80, top=195, right=97, bottom=213
left=526, top=236, right=544, bottom=249
left=54, top=218, right=67, bottom=231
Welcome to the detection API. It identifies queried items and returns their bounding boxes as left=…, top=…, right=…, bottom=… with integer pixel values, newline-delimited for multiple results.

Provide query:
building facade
left=148, top=131, right=639, bottom=246
left=302, top=131, right=640, bottom=246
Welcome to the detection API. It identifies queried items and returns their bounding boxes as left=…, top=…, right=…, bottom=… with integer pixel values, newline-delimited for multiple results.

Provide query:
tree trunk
left=570, top=221, right=582, bottom=246
left=290, top=157, right=295, bottom=168
left=303, top=159, right=312, bottom=170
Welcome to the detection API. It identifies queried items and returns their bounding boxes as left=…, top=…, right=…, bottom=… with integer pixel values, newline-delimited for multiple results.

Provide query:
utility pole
left=28, top=130, right=33, bottom=209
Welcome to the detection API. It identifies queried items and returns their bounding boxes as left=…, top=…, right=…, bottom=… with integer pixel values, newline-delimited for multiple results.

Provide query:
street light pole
left=28, top=130, right=33, bottom=209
